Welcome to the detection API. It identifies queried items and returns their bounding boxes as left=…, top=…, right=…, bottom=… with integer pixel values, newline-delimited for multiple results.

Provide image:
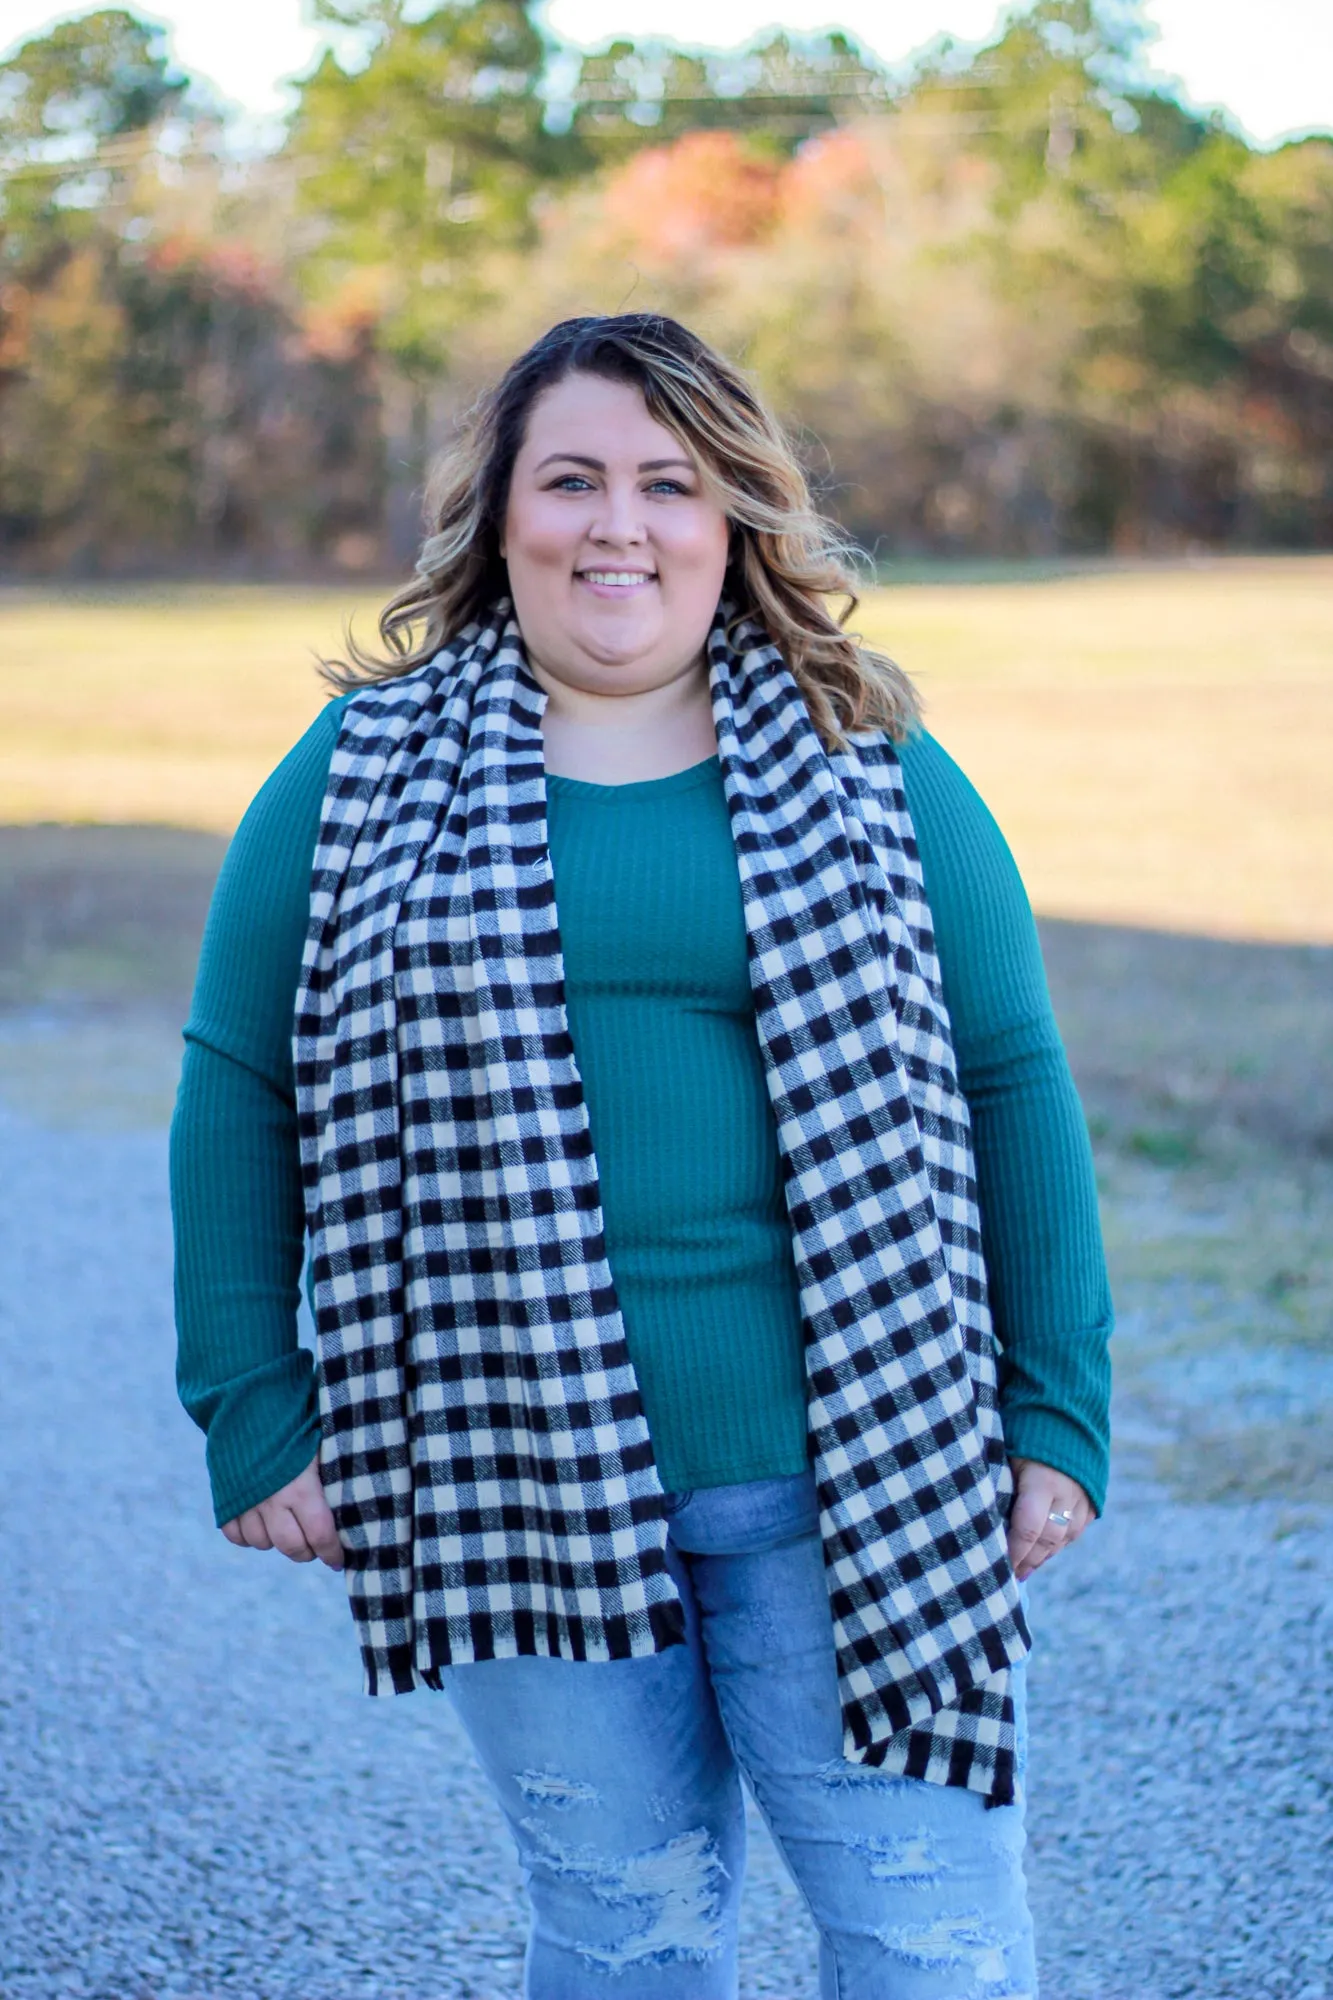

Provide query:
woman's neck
left=535, top=656, right=718, bottom=785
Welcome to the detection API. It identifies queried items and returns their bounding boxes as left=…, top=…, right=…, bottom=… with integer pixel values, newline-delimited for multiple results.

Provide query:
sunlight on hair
left=323, top=314, right=920, bottom=749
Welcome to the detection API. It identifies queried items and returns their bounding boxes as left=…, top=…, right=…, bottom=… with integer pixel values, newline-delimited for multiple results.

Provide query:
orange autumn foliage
left=144, top=232, right=278, bottom=301
left=299, top=268, right=392, bottom=363
left=601, top=130, right=781, bottom=263
left=779, top=126, right=884, bottom=233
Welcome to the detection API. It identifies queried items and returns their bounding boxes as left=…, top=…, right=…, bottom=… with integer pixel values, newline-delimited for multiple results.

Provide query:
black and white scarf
left=294, top=600, right=1030, bottom=1802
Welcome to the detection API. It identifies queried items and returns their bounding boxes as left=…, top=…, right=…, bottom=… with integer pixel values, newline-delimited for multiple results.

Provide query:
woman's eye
left=545, top=474, right=690, bottom=496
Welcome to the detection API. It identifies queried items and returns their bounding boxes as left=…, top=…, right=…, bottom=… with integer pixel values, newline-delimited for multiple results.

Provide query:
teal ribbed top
left=546, top=756, right=808, bottom=1491
left=171, top=701, right=1113, bottom=1524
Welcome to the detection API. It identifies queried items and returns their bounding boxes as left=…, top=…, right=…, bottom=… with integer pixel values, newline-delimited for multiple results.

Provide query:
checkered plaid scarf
left=294, top=599, right=1030, bottom=1802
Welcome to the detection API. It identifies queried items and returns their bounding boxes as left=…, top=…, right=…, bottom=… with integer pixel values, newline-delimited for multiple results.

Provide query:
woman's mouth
left=576, top=569, right=657, bottom=596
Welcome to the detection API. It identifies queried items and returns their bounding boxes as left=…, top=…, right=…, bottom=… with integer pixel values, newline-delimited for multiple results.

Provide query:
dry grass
left=2, top=555, right=1331, bottom=942
left=855, top=555, right=1333, bottom=944
left=0, top=585, right=376, bottom=834
left=2, top=568, right=1328, bottom=1506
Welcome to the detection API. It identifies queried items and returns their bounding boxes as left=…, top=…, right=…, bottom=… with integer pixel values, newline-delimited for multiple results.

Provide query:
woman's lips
left=575, top=570, right=658, bottom=597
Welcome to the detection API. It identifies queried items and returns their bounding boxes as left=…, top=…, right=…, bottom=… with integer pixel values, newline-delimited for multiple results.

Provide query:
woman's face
left=501, top=371, right=731, bottom=700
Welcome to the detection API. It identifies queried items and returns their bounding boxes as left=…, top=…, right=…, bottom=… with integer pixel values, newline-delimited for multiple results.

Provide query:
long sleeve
left=898, top=729, right=1114, bottom=1513
left=172, top=699, right=1113, bottom=1525
left=170, top=700, right=343, bottom=1525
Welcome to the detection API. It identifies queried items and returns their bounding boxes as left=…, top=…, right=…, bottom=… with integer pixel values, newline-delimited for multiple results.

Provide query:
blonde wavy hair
left=326, top=313, right=919, bottom=747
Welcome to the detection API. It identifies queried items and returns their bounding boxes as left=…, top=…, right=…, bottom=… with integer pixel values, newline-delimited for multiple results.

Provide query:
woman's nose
left=589, top=485, right=648, bottom=545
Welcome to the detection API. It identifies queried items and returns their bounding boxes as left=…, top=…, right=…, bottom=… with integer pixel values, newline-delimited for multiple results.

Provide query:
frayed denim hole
left=845, top=1828, right=946, bottom=1884
left=817, top=1757, right=919, bottom=1799
left=519, top=1819, right=728, bottom=1972
left=514, top=1768, right=601, bottom=1811
left=875, top=1911, right=1014, bottom=1988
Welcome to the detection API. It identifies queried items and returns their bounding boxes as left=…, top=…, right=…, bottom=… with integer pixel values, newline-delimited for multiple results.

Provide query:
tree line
left=1, top=0, right=1330, bottom=572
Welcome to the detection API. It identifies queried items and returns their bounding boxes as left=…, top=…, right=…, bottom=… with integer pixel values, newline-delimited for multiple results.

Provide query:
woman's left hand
left=1006, top=1457, right=1094, bottom=1581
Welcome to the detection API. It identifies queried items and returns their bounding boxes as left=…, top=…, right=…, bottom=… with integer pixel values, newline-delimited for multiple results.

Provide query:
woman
left=173, top=313, right=1112, bottom=1999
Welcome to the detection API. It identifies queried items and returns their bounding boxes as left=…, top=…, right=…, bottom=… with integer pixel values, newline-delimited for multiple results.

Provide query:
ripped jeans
left=443, top=1471, right=1036, bottom=2000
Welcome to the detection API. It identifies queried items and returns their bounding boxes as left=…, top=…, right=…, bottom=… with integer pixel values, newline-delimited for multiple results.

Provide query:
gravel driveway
left=2, top=993, right=1331, bottom=2000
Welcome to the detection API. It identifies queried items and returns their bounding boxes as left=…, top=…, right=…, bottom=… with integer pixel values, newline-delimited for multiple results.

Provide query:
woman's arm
left=170, top=700, right=344, bottom=1529
left=898, top=729, right=1114, bottom=1518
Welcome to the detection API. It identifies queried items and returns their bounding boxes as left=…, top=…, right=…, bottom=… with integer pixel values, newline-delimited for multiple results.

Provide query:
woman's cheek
left=520, top=525, right=575, bottom=571
left=507, top=495, right=581, bottom=568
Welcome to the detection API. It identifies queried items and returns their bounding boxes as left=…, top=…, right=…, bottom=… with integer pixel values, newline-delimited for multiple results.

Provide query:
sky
left=1, top=0, right=1330, bottom=149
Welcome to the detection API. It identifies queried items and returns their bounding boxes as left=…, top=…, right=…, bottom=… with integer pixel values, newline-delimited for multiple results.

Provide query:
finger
left=1011, top=1534, right=1051, bottom=1582
left=1028, top=1522, right=1072, bottom=1566
left=221, top=1520, right=244, bottom=1547
left=1010, top=1492, right=1083, bottom=1575
left=1007, top=1529, right=1033, bottom=1577
left=1014, top=1524, right=1070, bottom=1581
left=266, top=1506, right=317, bottom=1563
left=1007, top=1488, right=1056, bottom=1575
left=1015, top=1502, right=1087, bottom=1579
left=237, top=1509, right=273, bottom=1551
left=293, top=1496, right=345, bottom=1572
left=1012, top=1529, right=1057, bottom=1580
left=1046, top=1494, right=1093, bottom=1547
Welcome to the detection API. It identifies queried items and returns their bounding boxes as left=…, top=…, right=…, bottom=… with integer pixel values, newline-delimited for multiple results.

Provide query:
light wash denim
left=443, top=1471, right=1036, bottom=2000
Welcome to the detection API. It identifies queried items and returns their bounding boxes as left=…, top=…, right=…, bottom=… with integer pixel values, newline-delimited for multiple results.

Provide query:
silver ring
left=1046, top=1508, right=1074, bottom=1529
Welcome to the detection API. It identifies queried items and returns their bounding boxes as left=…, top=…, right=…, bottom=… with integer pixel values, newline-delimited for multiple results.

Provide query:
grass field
left=0, top=556, right=1330, bottom=1509
left=1, top=560, right=1331, bottom=2000
left=3, top=555, right=1330, bottom=942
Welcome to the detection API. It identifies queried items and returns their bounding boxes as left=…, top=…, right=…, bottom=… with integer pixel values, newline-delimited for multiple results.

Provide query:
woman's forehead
left=518, top=372, right=692, bottom=465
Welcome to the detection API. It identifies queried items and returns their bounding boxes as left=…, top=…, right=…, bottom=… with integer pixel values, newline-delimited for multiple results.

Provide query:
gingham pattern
left=294, top=600, right=1031, bottom=1803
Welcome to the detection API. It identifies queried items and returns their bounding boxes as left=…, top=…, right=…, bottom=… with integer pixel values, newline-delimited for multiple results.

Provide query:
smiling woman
left=498, top=373, right=730, bottom=781
left=171, top=313, right=1112, bottom=2000
left=323, top=312, right=919, bottom=755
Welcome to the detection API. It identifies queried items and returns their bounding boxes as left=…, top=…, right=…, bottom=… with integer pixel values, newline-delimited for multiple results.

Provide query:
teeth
left=581, top=571, right=653, bottom=586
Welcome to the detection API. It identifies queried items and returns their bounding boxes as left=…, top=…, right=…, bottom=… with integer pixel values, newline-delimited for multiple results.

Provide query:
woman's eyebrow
left=533, top=452, right=696, bottom=473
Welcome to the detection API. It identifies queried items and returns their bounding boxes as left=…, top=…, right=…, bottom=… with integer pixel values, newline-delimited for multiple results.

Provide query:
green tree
left=568, top=30, right=891, bottom=162
left=1, top=0, right=1329, bottom=567
left=0, top=9, right=186, bottom=270
left=287, top=0, right=569, bottom=376
left=284, top=0, right=575, bottom=550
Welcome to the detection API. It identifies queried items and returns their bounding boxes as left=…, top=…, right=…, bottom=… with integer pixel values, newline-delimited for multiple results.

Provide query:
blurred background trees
left=2, top=0, right=1330, bottom=572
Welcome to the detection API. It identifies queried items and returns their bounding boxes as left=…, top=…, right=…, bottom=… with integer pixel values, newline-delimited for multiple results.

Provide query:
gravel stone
left=2, top=1027, right=1331, bottom=1999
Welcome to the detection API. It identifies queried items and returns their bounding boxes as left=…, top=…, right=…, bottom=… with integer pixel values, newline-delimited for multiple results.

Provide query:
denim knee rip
left=845, top=1828, right=947, bottom=1884
left=515, top=1769, right=602, bottom=1812
left=517, top=1789, right=727, bottom=1973
left=876, top=1912, right=1031, bottom=1998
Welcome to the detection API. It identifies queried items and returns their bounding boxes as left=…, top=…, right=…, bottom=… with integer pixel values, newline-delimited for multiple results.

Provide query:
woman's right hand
left=221, top=1455, right=344, bottom=1570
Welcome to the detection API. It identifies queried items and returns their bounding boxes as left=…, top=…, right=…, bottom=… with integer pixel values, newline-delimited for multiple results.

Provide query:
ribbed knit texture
left=547, top=758, right=808, bottom=1492
left=171, top=708, right=333, bottom=1520
left=903, top=731, right=1114, bottom=1495
left=171, top=703, right=1113, bottom=1525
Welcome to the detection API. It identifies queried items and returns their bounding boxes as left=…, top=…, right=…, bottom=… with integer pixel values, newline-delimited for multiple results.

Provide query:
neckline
left=546, top=755, right=720, bottom=801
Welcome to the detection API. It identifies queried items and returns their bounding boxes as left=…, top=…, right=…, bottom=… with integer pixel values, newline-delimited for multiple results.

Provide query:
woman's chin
left=568, top=614, right=667, bottom=673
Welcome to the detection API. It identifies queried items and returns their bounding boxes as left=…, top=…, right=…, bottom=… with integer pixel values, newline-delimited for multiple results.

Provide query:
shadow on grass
left=0, top=823, right=226, bottom=1017
left=2, top=824, right=1330, bottom=1495
left=4, top=824, right=1328, bottom=1155
left=1038, top=920, right=1333, bottom=1171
